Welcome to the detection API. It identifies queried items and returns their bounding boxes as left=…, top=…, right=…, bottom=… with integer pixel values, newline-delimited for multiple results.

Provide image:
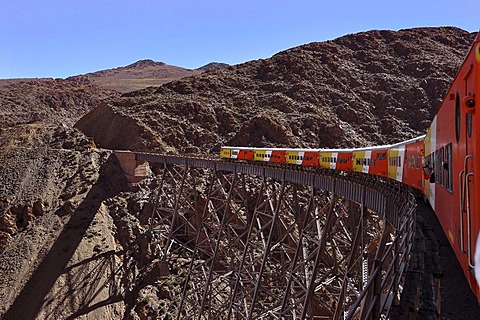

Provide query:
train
left=220, top=32, right=480, bottom=302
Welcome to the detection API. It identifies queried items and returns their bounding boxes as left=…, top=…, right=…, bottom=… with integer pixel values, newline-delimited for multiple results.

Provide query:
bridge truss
left=124, top=153, right=416, bottom=319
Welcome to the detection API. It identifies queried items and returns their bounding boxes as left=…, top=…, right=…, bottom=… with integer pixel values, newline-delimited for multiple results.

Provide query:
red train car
left=352, top=146, right=389, bottom=177
left=220, top=147, right=254, bottom=161
left=319, top=149, right=353, bottom=171
left=424, top=33, right=480, bottom=300
left=253, top=148, right=286, bottom=164
left=285, top=149, right=320, bottom=167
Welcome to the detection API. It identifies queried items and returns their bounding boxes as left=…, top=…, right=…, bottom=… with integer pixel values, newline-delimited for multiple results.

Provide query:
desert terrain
left=0, top=27, right=477, bottom=319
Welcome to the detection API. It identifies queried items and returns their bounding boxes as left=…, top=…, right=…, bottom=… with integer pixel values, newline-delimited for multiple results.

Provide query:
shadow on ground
left=2, top=153, right=129, bottom=320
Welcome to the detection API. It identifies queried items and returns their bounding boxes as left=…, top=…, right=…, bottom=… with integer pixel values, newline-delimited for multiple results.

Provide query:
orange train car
left=319, top=149, right=353, bottom=171
left=253, top=148, right=286, bottom=164
left=423, top=32, right=480, bottom=300
left=352, top=146, right=389, bottom=177
left=386, top=136, right=425, bottom=191
left=220, top=146, right=254, bottom=161
left=285, top=149, right=320, bottom=167
left=402, top=137, right=424, bottom=191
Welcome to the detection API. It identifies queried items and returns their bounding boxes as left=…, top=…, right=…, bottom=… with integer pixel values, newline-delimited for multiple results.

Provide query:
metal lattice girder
left=125, top=154, right=416, bottom=320
left=142, top=166, right=382, bottom=319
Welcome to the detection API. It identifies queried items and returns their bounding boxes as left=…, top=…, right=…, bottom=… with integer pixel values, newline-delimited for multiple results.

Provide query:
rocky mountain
left=76, top=27, right=476, bottom=155
left=197, top=62, right=230, bottom=72
left=67, top=59, right=229, bottom=93
left=0, top=26, right=477, bottom=319
left=0, top=78, right=118, bottom=127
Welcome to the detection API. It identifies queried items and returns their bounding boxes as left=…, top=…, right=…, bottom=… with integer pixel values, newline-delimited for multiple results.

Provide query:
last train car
left=424, top=32, right=480, bottom=300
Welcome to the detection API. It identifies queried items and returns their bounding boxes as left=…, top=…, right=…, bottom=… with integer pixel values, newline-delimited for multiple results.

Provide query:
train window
left=456, top=92, right=461, bottom=143
left=425, top=154, right=430, bottom=171
left=467, top=114, right=472, bottom=137
left=439, top=147, right=444, bottom=187
left=445, top=144, right=453, bottom=193
left=433, top=151, right=439, bottom=184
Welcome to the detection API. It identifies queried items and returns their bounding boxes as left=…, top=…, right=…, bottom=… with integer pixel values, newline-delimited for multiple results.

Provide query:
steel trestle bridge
left=115, top=151, right=416, bottom=319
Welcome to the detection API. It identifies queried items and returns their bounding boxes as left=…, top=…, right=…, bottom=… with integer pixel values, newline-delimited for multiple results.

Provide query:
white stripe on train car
left=297, top=151, right=305, bottom=165
left=396, top=147, right=405, bottom=182
left=265, top=150, right=272, bottom=162
left=363, top=150, right=372, bottom=173
left=331, top=152, right=338, bottom=170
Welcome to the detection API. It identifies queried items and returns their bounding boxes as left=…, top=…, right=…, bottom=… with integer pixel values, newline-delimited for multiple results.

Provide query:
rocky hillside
left=67, top=59, right=229, bottom=93
left=0, top=78, right=118, bottom=127
left=76, top=27, right=476, bottom=154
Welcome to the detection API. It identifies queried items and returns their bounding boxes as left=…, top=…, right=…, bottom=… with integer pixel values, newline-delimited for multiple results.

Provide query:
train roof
left=221, top=135, right=425, bottom=153
left=389, top=134, right=426, bottom=148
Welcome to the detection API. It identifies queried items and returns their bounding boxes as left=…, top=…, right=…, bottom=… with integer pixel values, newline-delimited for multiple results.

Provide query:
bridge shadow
left=2, top=153, right=130, bottom=320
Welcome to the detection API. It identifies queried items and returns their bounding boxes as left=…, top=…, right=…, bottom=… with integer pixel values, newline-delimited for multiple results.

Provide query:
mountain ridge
left=66, top=59, right=230, bottom=93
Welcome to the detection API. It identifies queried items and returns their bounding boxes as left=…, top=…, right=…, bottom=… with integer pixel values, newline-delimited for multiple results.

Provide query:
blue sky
left=1, top=0, right=479, bottom=79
